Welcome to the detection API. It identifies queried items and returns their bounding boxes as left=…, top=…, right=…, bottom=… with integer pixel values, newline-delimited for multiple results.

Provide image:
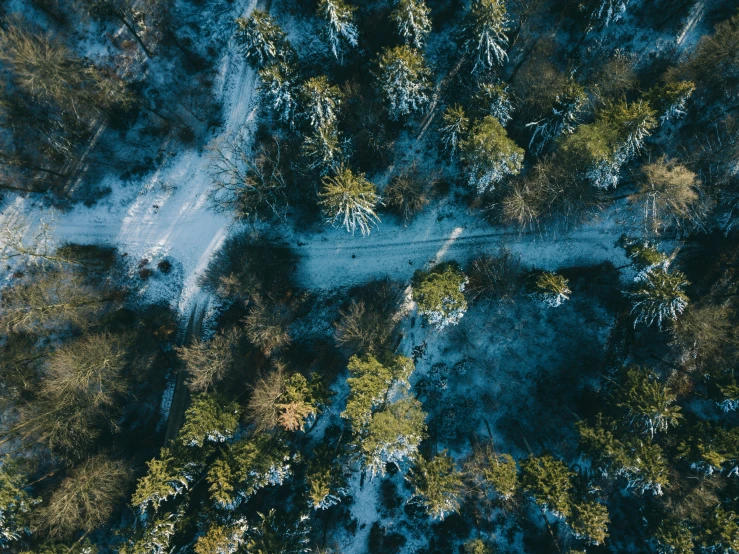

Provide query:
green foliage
left=619, top=236, right=669, bottom=269
left=412, top=263, right=469, bottom=329
left=570, top=501, right=609, bottom=545
left=359, top=396, right=427, bottom=477
left=480, top=452, right=519, bottom=501
left=0, top=458, right=37, bottom=546
left=299, top=76, right=343, bottom=132
left=461, top=115, right=524, bottom=193
left=193, top=520, right=248, bottom=554
left=656, top=519, right=695, bottom=554
left=463, top=538, right=495, bottom=554
left=520, top=455, right=573, bottom=518
left=318, top=166, right=381, bottom=236
left=408, top=451, right=465, bottom=519
left=531, top=271, right=571, bottom=308
left=630, top=266, right=690, bottom=328
left=440, top=104, right=469, bottom=154
left=342, top=354, right=393, bottom=432
left=614, top=366, right=682, bottom=437
left=701, top=508, right=739, bottom=553
left=317, top=0, right=358, bottom=61
left=243, top=509, right=311, bottom=553
left=131, top=448, right=191, bottom=514
left=391, top=0, right=432, bottom=48
left=179, top=394, right=240, bottom=448
left=462, top=0, right=510, bottom=72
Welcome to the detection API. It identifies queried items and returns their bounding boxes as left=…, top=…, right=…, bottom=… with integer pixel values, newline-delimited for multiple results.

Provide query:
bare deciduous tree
left=242, top=294, right=292, bottom=356
left=41, top=455, right=130, bottom=540
left=175, top=331, right=236, bottom=393
left=208, top=135, right=287, bottom=220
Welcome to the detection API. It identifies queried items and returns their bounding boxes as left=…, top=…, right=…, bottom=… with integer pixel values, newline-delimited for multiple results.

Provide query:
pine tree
left=629, top=266, right=689, bottom=328
left=318, top=166, right=381, bottom=236
left=391, top=0, right=432, bottom=49
left=412, top=263, right=469, bottom=329
left=305, top=452, right=348, bottom=510
left=342, top=354, right=394, bottom=433
left=440, top=104, right=469, bottom=155
left=131, top=448, right=193, bottom=515
left=576, top=415, right=632, bottom=477
left=618, top=236, right=670, bottom=275
left=258, top=62, right=298, bottom=128
left=527, top=81, right=587, bottom=155
left=178, top=393, right=241, bottom=448
left=570, top=501, right=610, bottom=545
left=244, top=509, right=311, bottom=554
left=647, top=81, right=695, bottom=124
left=584, top=0, right=630, bottom=28
left=194, top=520, right=248, bottom=554
left=476, top=81, right=514, bottom=126
left=302, top=123, right=342, bottom=174
left=466, top=448, right=519, bottom=502
left=700, top=508, right=739, bottom=553
left=625, top=441, right=669, bottom=496
left=463, top=539, right=495, bottom=554
left=359, top=396, right=427, bottom=477
left=462, top=0, right=511, bottom=73
left=207, top=434, right=292, bottom=508
left=408, top=451, right=465, bottom=520
left=317, top=0, right=358, bottom=61
left=0, top=459, right=38, bottom=547
left=655, top=519, right=694, bottom=554
left=520, top=455, right=574, bottom=518
left=615, top=366, right=682, bottom=438
left=531, top=271, right=571, bottom=308
left=235, top=10, right=292, bottom=69
left=461, top=115, right=524, bottom=193
left=119, top=510, right=181, bottom=554
left=299, top=76, right=343, bottom=132
left=602, top=99, right=658, bottom=162
left=376, top=45, right=432, bottom=120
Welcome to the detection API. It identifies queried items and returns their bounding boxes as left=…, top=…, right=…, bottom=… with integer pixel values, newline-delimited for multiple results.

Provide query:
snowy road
left=294, top=206, right=629, bottom=289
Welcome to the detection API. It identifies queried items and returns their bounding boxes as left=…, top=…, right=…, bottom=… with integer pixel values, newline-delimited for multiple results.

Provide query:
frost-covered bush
left=412, top=263, right=469, bottom=329
left=317, top=0, right=358, bottom=61
left=376, top=45, right=431, bottom=120
left=461, top=115, right=524, bottom=193
left=461, top=0, right=510, bottom=73
left=530, top=271, right=571, bottom=308
left=318, top=166, right=381, bottom=235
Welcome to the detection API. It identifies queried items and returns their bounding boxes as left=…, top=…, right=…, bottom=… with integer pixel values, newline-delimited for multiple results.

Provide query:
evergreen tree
left=318, top=166, right=381, bottom=236
left=0, top=459, right=38, bottom=547
left=317, top=0, right=358, bottom=61
left=466, top=448, right=519, bottom=502
left=570, top=501, right=610, bottom=545
left=629, top=266, right=689, bottom=328
left=476, top=81, right=514, bottom=126
left=527, top=81, right=587, bottom=155
left=461, top=0, right=511, bottom=73
left=259, top=62, right=298, bottom=128
left=584, top=0, right=630, bottom=28
left=647, top=81, right=695, bottom=124
left=412, top=263, right=469, bottom=329
left=119, top=511, right=181, bottom=554
left=207, top=434, right=292, bottom=508
left=625, top=441, right=669, bottom=496
left=302, top=123, right=342, bottom=173
left=615, top=366, right=682, bottom=438
left=299, top=76, right=343, bottom=132
left=463, top=539, right=495, bottom=554
left=359, top=396, right=427, bottom=477
left=131, top=448, right=193, bottom=515
left=602, top=99, right=658, bottom=162
left=655, top=519, right=694, bottom=554
left=461, top=115, right=524, bottom=193
left=376, top=45, right=432, bottom=120
left=520, top=455, right=574, bottom=518
left=531, top=271, right=571, bottom=308
left=194, top=520, right=248, bottom=554
left=701, top=508, right=739, bottom=554
left=440, top=104, right=469, bottom=155
left=235, top=10, right=292, bottom=69
left=342, top=354, right=394, bottom=433
left=179, top=393, right=241, bottom=448
left=391, top=0, right=433, bottom=49
left=618, top=236, right=670, bottom=276
left=305, top=451, right=348, bottom=510
left=243, top=509, right=311, bottom=554
left=408, top=451, right=465, bottom=520
left=576, top=415, right=632, bottom=478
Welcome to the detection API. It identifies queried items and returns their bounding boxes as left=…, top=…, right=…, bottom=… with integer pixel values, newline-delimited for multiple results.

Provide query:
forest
left=1, top=0, right=739, bottom=552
